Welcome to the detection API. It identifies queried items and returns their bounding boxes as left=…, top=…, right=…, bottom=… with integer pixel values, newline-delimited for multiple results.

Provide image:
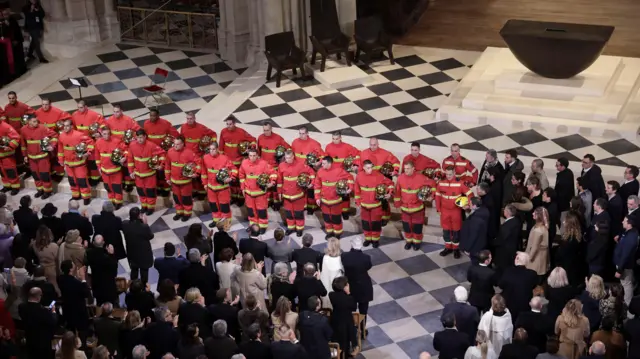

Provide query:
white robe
left=477, top=309, right=513, bottom=356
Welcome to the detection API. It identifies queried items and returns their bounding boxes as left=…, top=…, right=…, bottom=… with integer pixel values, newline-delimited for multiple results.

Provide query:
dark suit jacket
left=479, top=161, right=505, bottom=185
left=460, top=206, right=489, bottom=256
left=239, top=340, right=272, bottom=359
left=608, top=194, right=625, bottom=236
left=294, top=276, right=327, bottom=312
left=57, top=274, right=92, bottom=329
left=94, top=315, right=122, bottom=356
left=442, top=302, right=479, bottom=341
left=213, top=231, right=239, bottom=262
left=13, top=206, right=39, bottom=241
left=481, top=192, right=501, bottom=242
left=178, top=301, right=213, bottom=339
left=554, top=237, right=585, bottom=286
left=433, top=328, right=470, bottom=359
left=178, top=262, right=220, bottom=306
left=22, top=278, right=57, bottom=306
left=514, top=310, right=555, bottom=353
left=292, top=247, right=324, bottom=277
left=204, top=336, right=239, bottom=359
left=299, top=310, right=332, bottom=359
left=581, top=165, right=606, bottom=201
left=92, top=211, right=126, bottom=260
left=125, top=291, right=157, bottom=320
left=85, top=246, right=118, bottom=304
left=340, top=249, right=373, bottom=303
left=239, top=237, right=268, bottom=275
left=122, top=219, right=154, bottom=269
left=22, top=3, right=45, bottom=31
left=39, top=215, right=65, bottom=242
left=61, top=211, right=94, bottom=242
left=499, top=341, right=539, bottom=359
left=545, top=201, right=560, bottom=244
left=154, top=256, right=190, bottom=285
left=624, top=315, right=640, bottom=359
left=208, top=303, right=240, bottom=342
left=467, top=264, right=497, bottom=310
left=239, top=308, right=270, bottom=343
left=270, top=340, right=308, bottom=359
left=494, top=217, right=522, bottom=270
left=620, top=179, right=640, bottom=214
left=143, top=321, right=180, bottom=359
left=545, top=285, right=576, bottom=321
left=498, top=265, right=538, bottom=321
left=556, top=168, right=576, bottom=212
left=503, top=159, right=524, bottom=205
left=17, top=301, right=57, bottom=358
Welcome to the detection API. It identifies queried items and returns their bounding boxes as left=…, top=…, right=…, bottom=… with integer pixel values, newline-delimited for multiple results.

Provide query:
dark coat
left=328, top=291, right=356, bottom=356
left=270, top=341, right=308, bottom=359
left=579, top=290, right=602, bottom=333
left=238, top=308, right=270, bottom=343
left=18, top=301, right=57, bottom=359
left=555, top=168, right=576, bottom=212
left=514, top=310, right=555, bottom=353
left=13, top=206, right=39, bottom=241
left=294, top=276, right=327, bottom=312
left=178, top=301, right=213, bottom=339
left=479, top=161, right=505, bottom=185
left=608, top=194, right=625, bottom=236
left=494, top=217, right=522, bottom=270
left=590, top=210, right=611, bottom=239
left=92, top=211, right=126, bottom=260
left=299, top=310, right=332, bottom=359
left=619, top=179, right=640, bottom=214
left=340, top=249, right=373, bottom=303
left=586, top=232, right=608, bottom=275
left=481, top=192, right=501, bottom=242
left=39, top=216, right=65, bottom=242
left=502, top=158, right=524, bottom=205
left=239, top=237, right=268, bottom=275
left=207, top=303, right=240, bottom=342
left=94, top=315, right=122, bottom=356
left=499, top=341, right=539, bottom=359
left=292, top=247, right=323, bottom=277
left=61, top=211, right=93, bottom=243
left=467, top=264, right=497, bottom=311
left=22, top=278, right=57, bottom=306
left=178, top=262, right=220, bottom=306
left=125, top=291, right=157, bottom=320
left=581, top=165, right=606, bottom=201
left=489, top=177, right=504, bottom=215
left=213, top=230, right=239, bottom=262
left=554, top=237, right=585, bottom=286
left=432, top=328, right=470, bottom=359
left=22, top=3, right=45, bottom=31
left=122, top=219, right=154, bottom=269
left=154, top=255, right=190, bottom=285
left=85, top=246, right=118, bottom=305
left=239, top=340, right=272, bottom=359
left=185, top=235, right=213, bottom=268
left=613, top=229, right=639, bottom=273
left=57, top=273, right=92, bottom=330
left=119, top=327, right=145, bottom=359
left=545, top=201, right=560, bottom=244
left=204, top=336, right=238, bottom=359
left=442, top=302, right=479, bottom=341
left=544, top=285, right=576, bottom=321
left=459, top=207, right=489, bottom=256
left=270, top=279, right=296, bottom=312
left=624, top=314, right=640, bottom=359
left=143, top=321, right=180, bottom=359
left=498, top=265, right=538, bottom=322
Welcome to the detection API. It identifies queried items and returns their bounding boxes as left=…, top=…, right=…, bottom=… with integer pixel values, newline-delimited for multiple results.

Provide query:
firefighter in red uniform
left=128, top=129, right=165, bottom=215
left=355, top=159, right=393, bottom=248
left=0, top=119, right=22, bottom=194
left=165, top=136, right=200, bottom=221
left=58, top=119, right=94, bottom=204
left=180, top=112, right=217, bottom=199
left=35, top=98, right=70, bottom=179
left=360, top=137, right=400, bottom=224
left=219, top=116, right=256, bottom=205
left=201, top=141, right=237, bottom=227
left=239, top=147, right=277, bottom=235
left=314, top=156, right=353, bottom=239
left=291, top=126, right=325, bottom=214
left=20, top=115, right=58, bottom=198
left=107, top=104, right=141, bottom=191
left=5, top=91, right=35, bottom=177
left=436, top=166, right=474, bottom=258
left=94, top=126, right=127, bottom=208
left=278, top=150, right=314, bottom=237
left=401, top=142, right=441, bottom=174
left=258, top=121, right=289, bottom=211
left=71, top=100, right=104, bottom=185
left=441, top=143, right=478, bottom=185
left=143, top=109, right=179, bottom=196
left=325, top=131, right=360, bottom=220
left=394, top=161, right=436, bottom=251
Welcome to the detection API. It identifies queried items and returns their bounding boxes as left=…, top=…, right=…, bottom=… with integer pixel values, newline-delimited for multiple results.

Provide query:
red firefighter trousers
left=0, top=156, right=19, bottom=189
left=207, top=187, right=232, bottom=223
left=401, top=209, right=425, bottom=243
left=361, top=205, right=383, bottom=242
left=245, top=193, right=269, bottom=230
left=172, top=182, right=193, bottom=216
left=66, top=164, right=91, bottom=199
left=321, top=202, right=344, bottom=237
left=135, top=174, right=157, bottom=210
left=29, top=158, right=53, bottom=192
left=441, top=209, right=462, bottom=249
left=283, top=196, right=306, bottom=231
left=101, top=171, right=123, bottom=204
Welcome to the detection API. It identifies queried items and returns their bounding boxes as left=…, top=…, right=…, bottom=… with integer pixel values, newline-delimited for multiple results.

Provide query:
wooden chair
left=308, top=0, right=351, bottom=72
left=329, top=342, right=342, bottom=359
left=264, top=31, right=306, bottom=88
left=354, top=16, right=395, bottom=65
left=352, top=312, right=366, bottom=351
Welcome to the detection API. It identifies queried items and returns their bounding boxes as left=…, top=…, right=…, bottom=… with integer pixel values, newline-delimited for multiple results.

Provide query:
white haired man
left=442, top=285, right=479, bottom=341
left=498, top=252, right=539, bottom=323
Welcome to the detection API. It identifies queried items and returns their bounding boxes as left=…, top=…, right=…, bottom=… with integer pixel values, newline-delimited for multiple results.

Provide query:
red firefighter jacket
left=219, top=127, right=256, bottom=166
left=441, top=155, right=478, bottom=184
left=325, top=142, right=360, bottom=169
left=355, top=171, right=394, bottom=209
left=258, top=132, right=289, bottom=168
left=291, top=137, right=325, bottom=163
left=394, top=172, right=435, bottom=213
left=127, top=140, right=165, bottom=178
left=313, top=165, right=353, bottom=206
left=3, top=101, right=34, bottom=131
left=0, top=121, right=21, bottom=158
left=143, top=118, right=180, bottom=147
left=71, top=109, right=104, bottom=135
left=401, top=153, right=441, bottom=173
left=180, top=123, right=217, bottom=154
left=35, top=106, right=71, bottom=131
left=201, top=153, right=237, bottom=191
left=107, top=114, right=140, bottom=142
left=360, top=148, right=400, bottom=175
left=165, top=147, right=200, bottom=185
left=278, top=159, right=314, bottom=201
left=435, top=178, right=474, bottom=212
left=95, top=137, right=127, bottom=174
left=20, top=124, right=58, bottom=160
left=239, top=158, right=277, bottom=197
left=57, top=130, right=94, bottom=167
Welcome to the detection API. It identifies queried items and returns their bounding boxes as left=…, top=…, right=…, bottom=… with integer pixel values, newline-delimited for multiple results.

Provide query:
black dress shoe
left=307, top=208, right=315, bottom=215
left=208, top=221, right=216, bottom=228
left=10, top=189, right=19, bottom=196
left=34, top=190, right=44, bottom=198
left=381, top=220, right=388, bottom=227
left=40, top=58, right=49, bottom=63
left=296, top=230, right=303, bottom=237
left=453, top=249, right=461, bottom=259
left=124, top=185, right=134, bottom=193
left=146, top=209, right=155, bottom=216
left=271, top=203, right=281, bottom=211
left=41, top=192, right=51, bottom=200
left=83, top=198, right=91, bottom=205
left=342, top=213, right=349, bottom=220
left=439, top=248, right=453, bottom=257
left=259, top=228, right=266, bottom=235
left=412, top=243, right=421, bottom=251
left=372, top=241, right=379, bottom=248
left=89, top=179, right=100, bottom=187
left=285, top=229, right=295, bottom=236
left=325, top=233, right=333, bottom=240
left=52, top=175, right=64, bottom=183
left=363, top=240, right=372, bottom=247
left=404, top=242, right=412, bottom=250
left=173, top=214, right=182, bottom=221
left=236, top=200, right=245, bottom=207
left=181, top=215, right=190, bottom=222
left=1, top=187, right=11, bottom=193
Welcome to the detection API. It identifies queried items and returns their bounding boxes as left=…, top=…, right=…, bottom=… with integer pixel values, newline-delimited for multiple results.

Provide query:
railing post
left=188, top=14, right=193, bottom=48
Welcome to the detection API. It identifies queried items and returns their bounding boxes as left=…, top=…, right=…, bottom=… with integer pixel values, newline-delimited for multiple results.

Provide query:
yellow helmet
left=455, top=196, right=469, bottom=208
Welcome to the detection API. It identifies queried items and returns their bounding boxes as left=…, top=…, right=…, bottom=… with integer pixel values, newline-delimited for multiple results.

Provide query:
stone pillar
left=218, top=0, right=251, bottom=65
left=336, top=0, right=356, bottom=37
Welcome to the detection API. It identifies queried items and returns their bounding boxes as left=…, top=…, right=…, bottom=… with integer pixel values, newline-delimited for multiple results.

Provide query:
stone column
left=336, top=0, right=356, bottom=37
left=218, top=0, right=251, bottom=65
left=42, top=0, right=68, bottom=21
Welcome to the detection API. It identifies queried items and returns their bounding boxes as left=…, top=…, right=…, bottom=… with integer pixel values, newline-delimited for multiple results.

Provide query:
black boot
left=115, top=203, right=123, bottom=210
left=381, top=220, right=388, bottom=227
left=296, top=230, right=303, bottom=237
left=307, top=208, right=315, bottom=215
left=34, top=190, right=44, bottom=198
left=453, top=249, right=461, bottom=259
left=404, top=242, right=412, bottom=250
left=285, top=229, right=295, bottom=236
left=83, top=198, right=91, bottom=206
left=372, top=241, right=379, bottom=248
left=146, top=208, right=155, bottom=216
left=259, top=228, right=266, bottom=235
left=325, top=233, right=333, bottom=240
left=124, top=185, right=134, bottom=193
left=89, top=179, right=100, bottom=187
left=363, top=240, right=372, bottom=247
left=181, top=215, right=190, bottom=222
left=439, top=248, right=453, bottom=257
left=236, top=200, right=245, bottom=207
left=271, top=202, right=281, bottom=211
left=52, top=174, right=64, bottom=183
left=173, top=214, right=182, bottom=221
left=1, top=187, right=10, bottom=193
left=412, top=242, right=421, bottom=251
left=208, top=221, right=217, bottom=228
left=342, top=213, right=349, bottom=220
left=41, top=192, right=51, bottom=200
left=10, top=188, right=19, bottom=196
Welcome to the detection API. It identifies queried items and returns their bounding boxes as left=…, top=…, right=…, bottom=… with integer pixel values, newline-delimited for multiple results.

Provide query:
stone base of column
left=42, top=16, right=119, bottom=59
left=219, top=31, right=250, bottom=65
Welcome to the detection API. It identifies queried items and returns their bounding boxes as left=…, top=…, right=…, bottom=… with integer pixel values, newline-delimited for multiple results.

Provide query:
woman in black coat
left=119, top=310, right=146, bottom=359
left=92, top=201, right=126, bottom=260
left=212, top=220, right=238, bottom=264
left=184, top=223, right=214, bottom=269
left=122, top=207, right=154, bottom=283
left=555, top=213, right=586, bottom=286
left=329, top=276, right=357, bottom=358
left=544, top=267, right=576, bottom=321
left=39, top=203, right=65, bottom=242
left=124, top=279, right=157, bottom=321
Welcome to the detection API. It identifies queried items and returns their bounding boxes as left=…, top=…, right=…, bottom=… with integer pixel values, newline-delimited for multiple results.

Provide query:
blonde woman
left=320, top=237, right=343, bottom=308
left=555, top=213, right=585, bottom=286
left=525, top=207, right=549, bottom=280
left=271, top=296, right=299, bottom=340
left=119, top=310, right=145, bottom=359
left=231, top=253, right=267, bottom=312
left=545, top=267, right=575, bottom=320
left=477, top=294, right=513, bottom=356
left=178, top=288, right=213, bottom=338
left=32, top=225, right=60, bottom=294
left=464, top=330, right=497, bottom=359
left=578, top=275, right=606, bottom=333
left=555, top=299, right=590, bottom=359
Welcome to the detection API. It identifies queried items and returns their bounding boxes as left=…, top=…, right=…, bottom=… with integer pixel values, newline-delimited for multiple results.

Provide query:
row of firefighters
left=0, top=94, right=476, bottom=253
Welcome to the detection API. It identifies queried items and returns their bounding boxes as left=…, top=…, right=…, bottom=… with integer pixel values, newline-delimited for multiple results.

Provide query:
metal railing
left=117, top=6, right=219, bottom=50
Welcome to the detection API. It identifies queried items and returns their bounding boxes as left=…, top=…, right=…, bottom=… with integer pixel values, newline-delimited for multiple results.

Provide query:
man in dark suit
left=13, top=195, right=39, bottom=241
left=514, top=296, right=554, bottom=353
left=619, top=165, right=640, bottom=215
left=271, top=325, right=308, bottom=359
left=442, top=286, right=479, bottom=341
left=499, top=252, right=539, bottom=323
left=542, top=188, right=560, bottom=247
left=143, top=306, right=179, bottom=359
left=493, top=204, right=522, bottom=273
left=340, top=236, right=373, bottom=336
left=478, top=182, right=500, bottom=244
left=299, top=296, right=332, bottom=359
left=459, top=197, right=489, bottom=264
left=18, top=287, right=57, bottom=359
left=208, top=288, right=240, bottom=343
left=94, top=302, right=123, bottom=357
left=22, top=265, right=57, bottom=306
left=555, top=157, right=575, bottom=215
left=581, top=154, right=606, bottom=200
left=292, top=233, right=323, bottom=278
left=627, top=196, right=640, bottom=225
left=606, top=181, right=625, bottom=237
left=500, top=328, right=539, bottom=359
left=239, top=224, right=269, bottom=275
left=502, top=149, right=525, bottom=206
left=579, top=341, right=606, bottom=359
left=122, top=207, right=154, bottom=283
left=204, top=319, right=239, bottom=359
left=92, top=201, right=126, bottom=260
left=178, top=248, right=220, bottom=306
left=478, top=149, right=505, bottom=185
left=467, top=250, right=497, bottom=314
left=154, top=242, right=190, bottom=285
left=432, top=312, right=471, bottom=359
left=85, top=235, right=119, bottom=305
left=294, top=263, right=327, bottom=312
left=239, top=323, right=271, bottom=359
left=22, top=0, right=48, bottom=63
left=61, top=199, right=93, bottom=242
left=58, top=259, right=92, bottom=350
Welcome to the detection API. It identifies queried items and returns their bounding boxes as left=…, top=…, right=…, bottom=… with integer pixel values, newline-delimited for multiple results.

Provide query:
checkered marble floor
left=232, top=45, right=640, bottom=168
left=6, top=188, right=464, bottom=359
left=27, top=43, right=246, bottom=126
